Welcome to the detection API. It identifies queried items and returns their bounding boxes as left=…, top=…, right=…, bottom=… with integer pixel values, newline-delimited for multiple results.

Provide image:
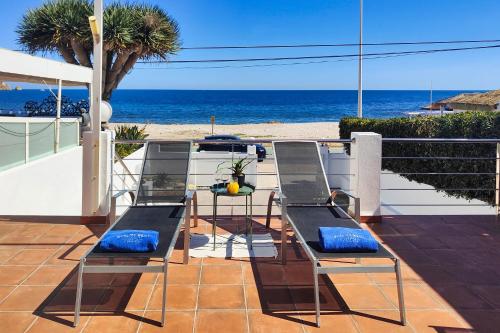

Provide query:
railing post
left=55, top=79, right=62, bottom=153
left=25, top=121, right=29, bottom=164
left=496, top=143, right=499, bottom=218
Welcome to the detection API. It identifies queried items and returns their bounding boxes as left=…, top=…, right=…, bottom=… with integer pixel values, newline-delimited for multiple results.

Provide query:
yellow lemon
left=227, top=182, right=239, bottom=194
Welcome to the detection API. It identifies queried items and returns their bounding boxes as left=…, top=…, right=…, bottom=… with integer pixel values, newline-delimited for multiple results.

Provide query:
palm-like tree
left=17, top=0, right=180, bottom=100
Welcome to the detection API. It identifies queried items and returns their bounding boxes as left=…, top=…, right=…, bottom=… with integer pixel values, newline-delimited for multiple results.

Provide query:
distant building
left=0, top=81, right=11, bottom=90
left=436, top=90, right=500, bottom=112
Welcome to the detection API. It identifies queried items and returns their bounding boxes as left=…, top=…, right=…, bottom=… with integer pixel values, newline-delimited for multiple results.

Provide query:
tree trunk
left=70, top=38, right=92, bottom=68
left=108, top=52, right=140, bottom=98
left=101, top=50, right=108, bottom=90
left=58, top=46, right=79, bottom=65
left=104, top=50, right=133, bottom=95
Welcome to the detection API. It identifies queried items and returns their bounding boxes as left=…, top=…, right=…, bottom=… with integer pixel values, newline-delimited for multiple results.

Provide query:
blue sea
left=0, top=90, right=475, bottom=124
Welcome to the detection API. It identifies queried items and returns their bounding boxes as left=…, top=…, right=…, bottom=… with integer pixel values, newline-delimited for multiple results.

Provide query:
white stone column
left=82, top=130, right=112, bottom=219
left=350, top=132, right=382, bottom=222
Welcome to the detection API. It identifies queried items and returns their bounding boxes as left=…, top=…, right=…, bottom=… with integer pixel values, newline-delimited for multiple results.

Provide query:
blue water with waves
left=0, top=89, right=475, bottom=124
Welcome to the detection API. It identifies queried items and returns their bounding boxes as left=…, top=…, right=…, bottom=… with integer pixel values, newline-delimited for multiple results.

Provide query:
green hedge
left=339, top=112, right=500, bottom=205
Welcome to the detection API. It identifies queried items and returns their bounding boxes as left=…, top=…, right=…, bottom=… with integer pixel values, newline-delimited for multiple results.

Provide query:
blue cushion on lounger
left=318, top=227, right=378, bottom=252
left=100, top=230, right=159, bottom=252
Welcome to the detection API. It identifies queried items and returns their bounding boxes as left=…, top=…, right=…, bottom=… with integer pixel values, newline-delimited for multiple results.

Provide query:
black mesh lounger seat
left=271, top=141, right=406, bottom=328
left=74, top=141, right=198, bottom=327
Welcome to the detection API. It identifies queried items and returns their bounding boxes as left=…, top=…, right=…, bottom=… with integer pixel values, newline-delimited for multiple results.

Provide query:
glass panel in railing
left=59, top=121, right=79, bottom=150
left=0, top=123, right=26, bottom=171
left=29, top=122, right=55, bottom=161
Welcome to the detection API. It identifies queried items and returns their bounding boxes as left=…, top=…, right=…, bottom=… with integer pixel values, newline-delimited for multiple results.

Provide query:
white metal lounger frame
left=271, top=140, right=406, bottom=328
left=74, top=141, right=198, bottom=327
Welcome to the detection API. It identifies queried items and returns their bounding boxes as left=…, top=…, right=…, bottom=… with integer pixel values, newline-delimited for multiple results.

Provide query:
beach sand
left=110, top=121, right=339, bottom=140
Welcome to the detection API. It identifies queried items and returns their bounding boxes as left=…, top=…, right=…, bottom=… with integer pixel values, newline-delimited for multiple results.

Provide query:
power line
left=179, top=38, right=500, bottom=50
left=135, top=53, right=420, bottom=70
left=13, top=38, right=500, bottom=53
left=139, top=43, right=500, bottom=64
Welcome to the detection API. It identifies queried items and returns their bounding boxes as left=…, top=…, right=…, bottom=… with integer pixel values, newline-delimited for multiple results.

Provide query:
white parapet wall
left=0, top=146, right=83, bottom=216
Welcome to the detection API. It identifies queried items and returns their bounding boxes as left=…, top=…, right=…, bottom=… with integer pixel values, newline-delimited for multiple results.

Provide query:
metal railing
left=110, top=138, right=356, bottom=216
left=110, top=137, right=500, bottom=216
left=379, top=138, right=499, bottom=214
left=0, top=116, right=80, bottom=172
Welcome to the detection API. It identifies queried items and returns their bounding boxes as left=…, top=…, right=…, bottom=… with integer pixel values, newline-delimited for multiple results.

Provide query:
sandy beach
left=110, top=122, right=340, bottom=140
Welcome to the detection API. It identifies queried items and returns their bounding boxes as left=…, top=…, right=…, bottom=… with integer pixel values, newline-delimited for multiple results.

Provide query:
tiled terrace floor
left=0, top=215, right=499, bottom=332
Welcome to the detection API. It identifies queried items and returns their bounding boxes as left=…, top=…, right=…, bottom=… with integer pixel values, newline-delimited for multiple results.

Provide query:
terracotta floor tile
left=328, top=272, right=372, bottom=284
left=0, top=285, right=14, bottom=302
left=444, top=265, right=500, bottom=285
left=23, top=265, right=75, bottom=285
left=202, top=257, right=244, bottom=266
left=248, top=310, right=303, bottom=333
left=6, top=248, right=56, bottom=265
left=458, top=310, right=500, bottom=332
left=335, top=284, right=394, bottom=310
left=111, top=272, right=158, bottom=286
left=407, top=310, right=471, bottom=333
left=245, top=283, right=295, bottom=311
left=167, top=264, right=200, bottom=284
left=434, top=285, right=492, bottom=310
left=398, top=264, right=455, bottom=286
left=26, top=314, right=90, bottom=333
left=65, top=271, right=115, bottom=287
left=284, top=263, right=326, bottom=286
left=470, top=285, right=500, bottom=309
left=83, top=315, right=141, bottom=333
left=198, top=285, right=245, bottom=309
left=407, top=236, right=449, bottom=250
left=301, top=313, right=358, bottom=333
left=0, top=312, right=37, bottom=333
left=46, top=245, right=92, bottom=265
left=379, top=236, right=417, bottom=250
left=0, top=248, right=21, bottom=263
left=0, top=285, right=54, bottom=311
left=380, top=284, right=443, bottom=309
left=368, top=265, right=422, bottom=285
left=33, top=235, right=74, bottom=249
left=0, top=234, right=39, bottom=245
left=0, top=265, right=37, bottom=284
left=148, top=284, right=197, bottom=310
left=169, top=249, right=202, bottom=265
left=17, top=224, right=55, bottom=237
left=139, top=311, right=194, bottom=333
left=43, top=286, right=105, bottom=312
left=96, top=284, right=154, bottom=311
left=289, top=284, right=342, bottom=312
left=46, top=224, right=83, bottom=236
left=200, top=265, right=242, bottom=284
left=244, top=262, right=287, bottom=285
left=352, top=310, right=413, bottom=333
left=196, top=310, right=247, bottom=333
left=387, top=248, right=436, bottom=266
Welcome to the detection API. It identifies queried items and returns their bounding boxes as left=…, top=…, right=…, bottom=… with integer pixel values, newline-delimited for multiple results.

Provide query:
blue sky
left=1, top=0, right=500, bottom=90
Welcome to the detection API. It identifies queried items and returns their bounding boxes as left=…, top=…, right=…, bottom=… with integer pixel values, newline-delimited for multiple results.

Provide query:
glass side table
left=210, top=184, right=255, bottom=251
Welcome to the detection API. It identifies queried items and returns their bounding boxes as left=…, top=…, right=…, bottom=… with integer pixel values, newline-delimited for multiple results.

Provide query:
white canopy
left=0, top=48, right=92, bottom=86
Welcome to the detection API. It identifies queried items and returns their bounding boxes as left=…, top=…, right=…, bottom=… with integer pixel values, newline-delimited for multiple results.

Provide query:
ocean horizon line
left=6, top=88, right=485, bottom=92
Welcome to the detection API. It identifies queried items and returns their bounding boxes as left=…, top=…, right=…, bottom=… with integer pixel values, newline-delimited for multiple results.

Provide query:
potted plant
left=216, top=157, right=252, bottom=187
left=228, top=158, right=252, bottom=187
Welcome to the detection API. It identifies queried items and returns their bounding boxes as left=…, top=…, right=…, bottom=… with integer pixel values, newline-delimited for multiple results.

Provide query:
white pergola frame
left=0, top=48, right=101, bottom=214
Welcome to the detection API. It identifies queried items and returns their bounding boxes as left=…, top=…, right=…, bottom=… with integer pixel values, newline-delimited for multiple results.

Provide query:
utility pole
left=83, top=0, right=103, bottom=216
left=357, top=0, right=363, bottom=118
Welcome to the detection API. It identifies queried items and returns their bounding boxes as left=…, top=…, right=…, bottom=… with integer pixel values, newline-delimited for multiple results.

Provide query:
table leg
left=212, top=194, right=217, bottom=251
left=249, top=194, right=253, bottom=250
left=245, top=195, right=248, bottom=236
